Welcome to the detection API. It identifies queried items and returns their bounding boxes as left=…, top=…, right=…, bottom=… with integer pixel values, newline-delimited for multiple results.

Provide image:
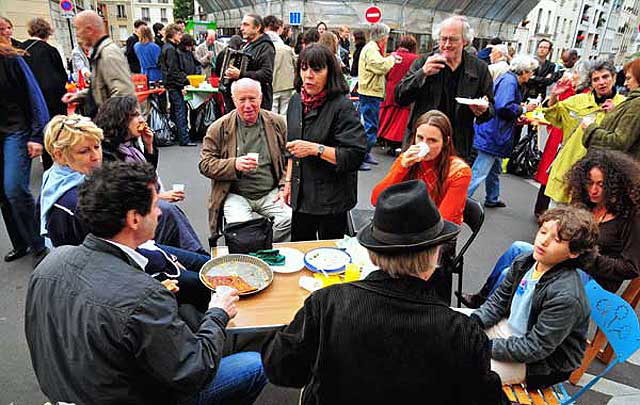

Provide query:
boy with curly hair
left=470, top=206, right=599, bottom=388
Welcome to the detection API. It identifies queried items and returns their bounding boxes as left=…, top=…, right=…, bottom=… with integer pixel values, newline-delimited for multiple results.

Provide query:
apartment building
left=132, top=0, right=173, bottom=26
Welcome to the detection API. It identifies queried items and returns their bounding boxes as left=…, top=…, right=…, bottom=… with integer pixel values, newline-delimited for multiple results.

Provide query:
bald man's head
left=74, top=10, right=105, bottom=47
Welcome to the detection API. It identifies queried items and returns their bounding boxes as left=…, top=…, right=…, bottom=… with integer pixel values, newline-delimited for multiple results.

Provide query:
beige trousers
left=452, top=308, right=527, bottom=384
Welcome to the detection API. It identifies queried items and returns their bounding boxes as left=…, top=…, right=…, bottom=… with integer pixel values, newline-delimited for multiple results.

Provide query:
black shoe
left=455, top=291, right=486, bottom=309
left=180, top=142, right=197, bottom=147
left=364, top=153, right=379, bottom=165
left=358, top=162, right=371, bottom=171
left=32, top=247, right=49, bottom=269
left=4, top=247, right=30, bottom=262
left=484, top=200, right=506, bottom=208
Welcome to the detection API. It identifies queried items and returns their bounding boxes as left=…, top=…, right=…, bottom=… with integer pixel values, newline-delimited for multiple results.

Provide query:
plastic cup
left=343, top=263, right=361, bottom=282
left=246, top=153, right=259, bottom=164
left=172, top=184, right=185, bottom=192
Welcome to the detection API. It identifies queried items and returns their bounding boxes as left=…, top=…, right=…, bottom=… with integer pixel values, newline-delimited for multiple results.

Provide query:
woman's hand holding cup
left=401, top=144, right=426, bottom=168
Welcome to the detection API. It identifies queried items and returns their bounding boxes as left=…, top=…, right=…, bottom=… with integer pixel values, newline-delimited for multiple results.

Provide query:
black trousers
left=534, top=185, right=550, bottom=217
left=291, top=211, right=347, bottom=242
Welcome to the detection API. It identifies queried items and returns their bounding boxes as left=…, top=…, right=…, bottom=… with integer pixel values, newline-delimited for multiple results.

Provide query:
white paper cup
left=215, top=285, right=236, bottom=295
left=246, top=153, right=259, bottom=164
left=172, top=184, right=185, bottom=192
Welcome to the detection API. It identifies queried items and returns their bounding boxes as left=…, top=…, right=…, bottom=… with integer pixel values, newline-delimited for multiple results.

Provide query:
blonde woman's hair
left=44, top=115, right=104, bottom=163
left=368, top=246, right=440, bottom=278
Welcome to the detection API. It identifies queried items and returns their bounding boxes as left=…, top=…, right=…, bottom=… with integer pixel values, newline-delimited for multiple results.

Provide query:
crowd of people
left=1, top=9, right=640, bottom=404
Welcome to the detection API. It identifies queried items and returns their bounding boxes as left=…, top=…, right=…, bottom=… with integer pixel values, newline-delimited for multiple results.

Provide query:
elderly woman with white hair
left=468, top=55, right=539, bottom=208
left=488, top=44, right=509, bottom=80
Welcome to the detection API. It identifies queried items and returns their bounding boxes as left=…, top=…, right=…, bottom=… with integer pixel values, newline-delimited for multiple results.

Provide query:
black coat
left=286, top=93, right=366, bottom=215
left=20, top=39, right=67, bottom=116
left=262, top=270, right=504, bottom=404
left=523, top=58, right=556, bottom=99
left=241, top=34, right=275, bottom=110
left=395, top=50, right=495, bottom=161
left=0, top=54, right=31, bottom=135
left=160, top=41, right=189, bottom=89
left=25, top=234, right=230, bottom=404
left=125, top=33, right=141, bottom=73
left=178, top=48, right=202, bottom=76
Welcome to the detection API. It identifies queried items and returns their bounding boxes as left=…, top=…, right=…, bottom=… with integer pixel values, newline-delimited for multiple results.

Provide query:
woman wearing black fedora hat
left=262, top=180, right=503, bottom=404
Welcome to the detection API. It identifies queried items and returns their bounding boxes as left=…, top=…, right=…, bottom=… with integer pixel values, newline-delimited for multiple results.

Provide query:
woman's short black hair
left=78, top=162, right=157, bottom=239
left=293, top=43, right=349, bottom=98
left=152, top=22, right=164, bottom=36
left=302, top=28, right=320, bottom=45
left=94, top=95, right=139, bottom=152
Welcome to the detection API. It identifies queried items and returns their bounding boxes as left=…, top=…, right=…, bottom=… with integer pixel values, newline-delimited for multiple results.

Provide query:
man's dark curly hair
left=567, top=149, right=640, bottom=220
left=78, top=162, right=157, bottom=239
left=94, top=95, right=139, bottom=155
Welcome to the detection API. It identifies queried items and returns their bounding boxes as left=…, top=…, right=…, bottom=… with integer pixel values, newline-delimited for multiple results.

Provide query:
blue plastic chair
left=557, top=279, right=640, bottom=403
left=502, top=279, right=640, bottom=404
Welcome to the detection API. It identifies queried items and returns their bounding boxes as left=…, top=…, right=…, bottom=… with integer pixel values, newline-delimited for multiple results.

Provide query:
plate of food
left=199, top=254, right=273, bottom=296
left=304, top=247, right=352, bottom=274
left=272, top=247, right=305, bottom=274
left=455, top=97, right=489, bottom=107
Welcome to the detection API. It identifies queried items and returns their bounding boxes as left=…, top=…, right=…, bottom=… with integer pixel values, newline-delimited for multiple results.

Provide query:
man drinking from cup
left=199, top=78, right=292, bottom=242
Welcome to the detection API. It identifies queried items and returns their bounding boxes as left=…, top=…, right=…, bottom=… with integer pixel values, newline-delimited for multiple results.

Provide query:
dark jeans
left=168, top=89, right=191, bottom=145
left=178, top=352, right=267, bottom=405
left=0, top=139, right=27, bottom=251
left=159, top=244, right=211, bottom=313
left=156, top=199, right=207, bottom=255
left=359, top=94, right=382, bottom=152
left=2, top=131, right=44, bottom=252
left=291, top=211, right=347, bottom=241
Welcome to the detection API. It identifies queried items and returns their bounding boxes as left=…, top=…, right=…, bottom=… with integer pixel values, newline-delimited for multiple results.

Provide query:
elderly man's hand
left=209, top=286, right=239, bottom=319
left=235, top=155, right=258, bottom=172
left=469, top=97, right=489, bottom=116
left=286, top=140, right=319, bottom=159
left=225, top=66, right=241, bottom=80
left=421, top=54, right=446, bottom=76
left=61, top=92, right=78, bottom=104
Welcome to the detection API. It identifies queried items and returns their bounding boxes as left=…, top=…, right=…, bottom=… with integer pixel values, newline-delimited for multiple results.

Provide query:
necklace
left=593, top=206, right=608, bottom=224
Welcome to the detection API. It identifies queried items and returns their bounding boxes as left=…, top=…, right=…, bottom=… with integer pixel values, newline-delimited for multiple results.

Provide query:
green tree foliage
left=174, top=0, right=194, bottom=21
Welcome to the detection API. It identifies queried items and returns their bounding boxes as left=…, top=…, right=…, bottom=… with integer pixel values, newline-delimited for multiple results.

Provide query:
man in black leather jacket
left=25, top=162, right=266, bottom=405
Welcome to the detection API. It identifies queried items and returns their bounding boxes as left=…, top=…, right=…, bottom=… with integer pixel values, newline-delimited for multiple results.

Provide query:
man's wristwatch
left=317, top=144, right=325, bottom=157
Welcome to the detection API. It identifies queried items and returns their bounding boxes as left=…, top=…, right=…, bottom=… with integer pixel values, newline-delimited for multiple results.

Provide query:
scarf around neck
left=40, top=164, right=85, bottom=235
left=118, top=141, right=147, bottom=164
left=301, top=88, right=327, bottom=114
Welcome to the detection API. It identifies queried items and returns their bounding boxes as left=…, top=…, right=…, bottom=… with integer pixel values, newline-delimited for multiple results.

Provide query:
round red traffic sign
left=60, top=0, right=74, bottom=12
left=365, top=6, right=382, bottom=24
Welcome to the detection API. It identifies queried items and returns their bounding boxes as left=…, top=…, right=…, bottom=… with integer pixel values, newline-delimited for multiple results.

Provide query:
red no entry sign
left=60, top=0, right=74, bottom=12
left=365, top=6, right=382, bottom=24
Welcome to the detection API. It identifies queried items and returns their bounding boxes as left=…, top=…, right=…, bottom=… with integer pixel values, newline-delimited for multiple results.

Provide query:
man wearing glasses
left=396, top=16, right=495, bottom=162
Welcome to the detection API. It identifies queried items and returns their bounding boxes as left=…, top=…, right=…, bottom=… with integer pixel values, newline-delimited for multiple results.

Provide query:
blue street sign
left=60, top=0, right=74, bottom=12
left=289, top=11, right=302, bottom=26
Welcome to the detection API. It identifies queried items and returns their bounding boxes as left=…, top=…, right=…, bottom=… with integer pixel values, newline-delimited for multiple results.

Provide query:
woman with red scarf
left=283, top=44, right=367, bottom=241
left=378, top=36, right=419, bottom=154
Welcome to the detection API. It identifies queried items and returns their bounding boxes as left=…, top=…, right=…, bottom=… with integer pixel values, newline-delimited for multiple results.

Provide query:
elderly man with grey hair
left=489, top=44, right=510, bottom=80
left=468, top=55, right=539, bottom=208
left=199, top=78, right=291, bottom=241
left=396, top=15, right=495, bottom=162
left=357, top=22, right=402, bottom=170
left=195, top=29, right=217, bottom=77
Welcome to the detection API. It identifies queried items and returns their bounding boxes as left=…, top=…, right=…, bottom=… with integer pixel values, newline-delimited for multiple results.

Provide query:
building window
left=116, top=4, right=126, bottom=19
left=535, top=8, right=543, bottom=33
left=161, top=8, right=168, bottom=23
left=159, top=0, right=169, bottom=3
left=139, top=0, right=151, bottom=3
left=141, top=7, right=150, bottom=22
left=119, top=26, right=128, bottom=41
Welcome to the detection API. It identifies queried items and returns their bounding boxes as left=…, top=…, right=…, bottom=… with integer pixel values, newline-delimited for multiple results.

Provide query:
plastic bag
left=149, top=96, right=176, bottom=147
left=506, top=128, right=541, bottom=178
left=194, top=100, right=217, bottom=140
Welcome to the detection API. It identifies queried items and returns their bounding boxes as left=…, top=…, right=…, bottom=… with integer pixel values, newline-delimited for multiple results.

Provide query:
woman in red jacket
left=372, top=110, right=471, bottom=225
left=377, top=36, right=419, bottom=155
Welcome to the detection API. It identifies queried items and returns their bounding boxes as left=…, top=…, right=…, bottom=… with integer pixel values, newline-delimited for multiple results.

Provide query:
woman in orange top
left=372, top=110, right=471, bottom=225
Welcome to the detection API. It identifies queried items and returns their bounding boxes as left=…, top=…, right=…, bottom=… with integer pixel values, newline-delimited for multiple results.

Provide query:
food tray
left=199, top=254, right=273, bottom=296
left=304, top=247, right=352, bottom=274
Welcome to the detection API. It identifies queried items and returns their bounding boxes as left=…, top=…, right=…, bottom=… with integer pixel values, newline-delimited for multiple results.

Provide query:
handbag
left=223, top=217, right=273, bottom=254
left=507, top=128, right=541, bottom=178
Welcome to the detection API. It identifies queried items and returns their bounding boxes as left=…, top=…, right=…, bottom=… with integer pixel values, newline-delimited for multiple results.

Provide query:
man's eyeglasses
left=439, top=36, right=461, bottom=44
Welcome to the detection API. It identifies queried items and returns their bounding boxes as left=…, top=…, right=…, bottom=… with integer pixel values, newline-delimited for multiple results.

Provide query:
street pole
left=67, top=17, right=75, bottom=50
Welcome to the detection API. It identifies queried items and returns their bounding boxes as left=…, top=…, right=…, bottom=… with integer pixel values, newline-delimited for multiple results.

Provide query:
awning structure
left=198, top=0, right=539, bottom=25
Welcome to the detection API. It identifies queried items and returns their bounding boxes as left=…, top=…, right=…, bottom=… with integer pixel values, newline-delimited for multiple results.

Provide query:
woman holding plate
left=283, top=44, right=366, bottom=241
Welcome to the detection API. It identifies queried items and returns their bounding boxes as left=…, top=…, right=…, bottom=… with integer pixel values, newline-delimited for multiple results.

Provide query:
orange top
left=371, top=156, right=471, bottom=225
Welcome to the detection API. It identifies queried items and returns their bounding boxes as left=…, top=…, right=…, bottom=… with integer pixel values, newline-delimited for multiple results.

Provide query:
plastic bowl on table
left=187, top=75, right=206, bottom=88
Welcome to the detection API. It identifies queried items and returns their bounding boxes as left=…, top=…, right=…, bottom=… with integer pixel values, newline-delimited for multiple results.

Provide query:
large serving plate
left=199, top=254, right=273, bottom=296
left=304, top=247, right=352, bottom=274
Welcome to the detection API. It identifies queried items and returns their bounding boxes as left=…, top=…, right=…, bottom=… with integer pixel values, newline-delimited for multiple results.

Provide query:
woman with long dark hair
left=372, top=110, right=471, bottom=225
left=94, top=96, right=207, bottom=254
left=283, top=43, right=366, bottom=241
left=459, top=149, right=640, bottom=308
left=0, top=37, right=49, bottom=265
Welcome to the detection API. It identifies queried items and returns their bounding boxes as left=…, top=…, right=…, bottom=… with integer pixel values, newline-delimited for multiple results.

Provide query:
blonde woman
left=40, top=114, right=211, bottom=312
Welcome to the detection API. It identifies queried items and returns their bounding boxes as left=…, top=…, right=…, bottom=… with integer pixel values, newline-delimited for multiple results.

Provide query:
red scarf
left=300, top=88, right=327, bottom=114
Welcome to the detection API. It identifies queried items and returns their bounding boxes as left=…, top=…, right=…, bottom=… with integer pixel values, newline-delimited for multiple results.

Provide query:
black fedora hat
left=358, top=180, right=459, bottom=253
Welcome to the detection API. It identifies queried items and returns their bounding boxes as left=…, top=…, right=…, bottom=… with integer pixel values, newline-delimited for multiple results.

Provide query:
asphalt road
left=1, top=144, right=638, bottom=404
